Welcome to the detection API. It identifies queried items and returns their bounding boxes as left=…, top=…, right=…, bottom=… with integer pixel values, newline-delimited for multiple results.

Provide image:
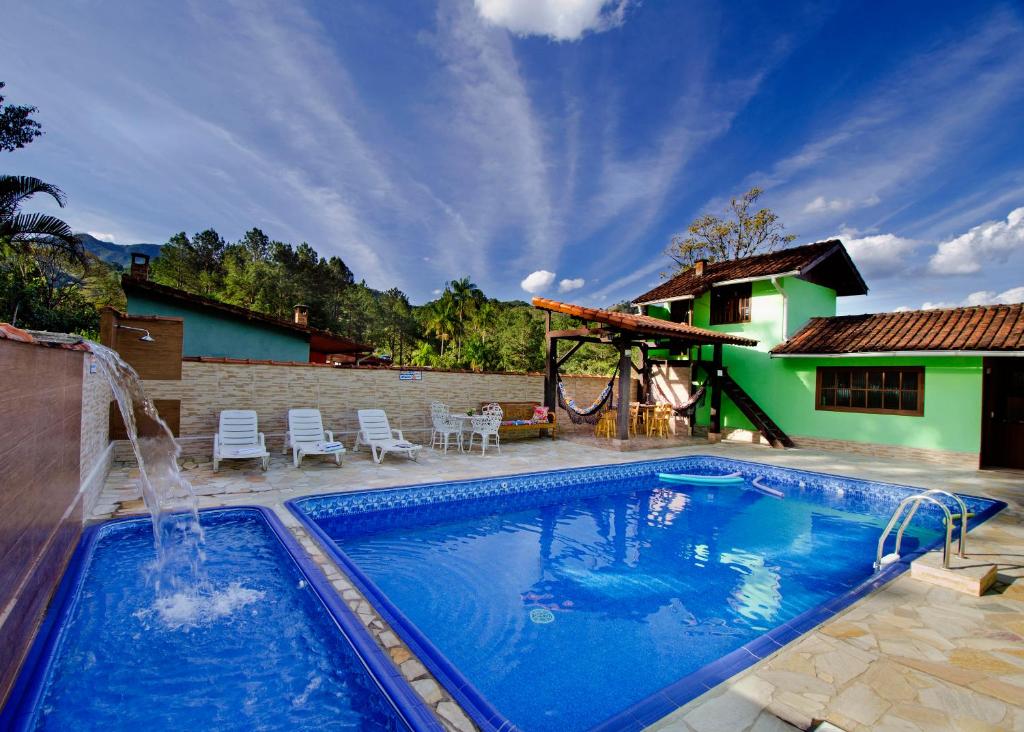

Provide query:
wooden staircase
left=718, top=371, right=794, bottom=448
left=695, top=361, right=794, bottom=449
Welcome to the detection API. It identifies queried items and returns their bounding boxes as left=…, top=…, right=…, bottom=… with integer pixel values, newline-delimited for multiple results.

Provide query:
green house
left=633, top=241, right=1024, bottom=469
left=121, top=254, right=370, bottom=364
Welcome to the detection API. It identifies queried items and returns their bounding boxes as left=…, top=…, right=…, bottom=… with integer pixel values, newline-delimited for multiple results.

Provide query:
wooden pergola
left=532, top=297, right=757, bottom=442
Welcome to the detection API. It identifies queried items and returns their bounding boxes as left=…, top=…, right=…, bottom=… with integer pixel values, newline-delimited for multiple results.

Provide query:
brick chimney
left=129, top=252, right=150, bottom=280
left=694, top=259, right=706, bottom=277
left=293, top=304, right=309, bottom=327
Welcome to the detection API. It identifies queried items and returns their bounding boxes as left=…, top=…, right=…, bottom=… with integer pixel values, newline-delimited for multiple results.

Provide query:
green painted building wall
left=647, top=276, right=982, bottom=456
left=126, top=292, right=310, bottom=361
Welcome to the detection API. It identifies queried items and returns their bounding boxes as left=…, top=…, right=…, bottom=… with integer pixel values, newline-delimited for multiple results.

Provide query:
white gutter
left=771, top=350, right=1024, bottom=358
left=770, top=276, right=787, bottom=341
left=712, top=270, right=801, bottom=288
left=634, top=294, right=695, bottom=308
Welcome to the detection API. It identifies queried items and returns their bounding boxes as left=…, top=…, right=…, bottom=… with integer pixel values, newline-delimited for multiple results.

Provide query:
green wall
left=644, top=276, right=982, bottom=454
left=126, top=292, right=310, bottom=361
left=770, top=356, right=983, bottom=453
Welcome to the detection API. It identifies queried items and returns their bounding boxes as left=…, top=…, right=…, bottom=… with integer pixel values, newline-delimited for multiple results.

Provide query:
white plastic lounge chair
left=285, top=408, right=345, bottom=468
left=430, top=401, right=463, bottom=454
left=467, top=403, right=502, bottom=456
left=213, top=410, right=270, bottom=471
left=355, top=409, right=422, bottom=464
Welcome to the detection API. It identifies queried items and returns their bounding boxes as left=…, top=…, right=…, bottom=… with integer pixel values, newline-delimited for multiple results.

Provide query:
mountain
left=77, top=233, right=162, bottom=268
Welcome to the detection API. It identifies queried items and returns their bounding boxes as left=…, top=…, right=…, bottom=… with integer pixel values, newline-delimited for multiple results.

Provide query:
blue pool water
left=2, top=508, right=429, bottom=732
left=293, top=456, right=1002, bottom=732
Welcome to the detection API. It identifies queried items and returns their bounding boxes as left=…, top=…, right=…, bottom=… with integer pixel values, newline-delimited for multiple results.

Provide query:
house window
left=709, top=283, right=751, bottom=325
left=670, top=299, right=692, bottom=325
left=816, top=366, right=924, bottom=416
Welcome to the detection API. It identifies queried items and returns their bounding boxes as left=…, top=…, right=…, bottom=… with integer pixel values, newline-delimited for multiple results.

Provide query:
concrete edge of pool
left=0, top=506, right=444, bottom=732
left=285, top=454, right=1007, bottom=732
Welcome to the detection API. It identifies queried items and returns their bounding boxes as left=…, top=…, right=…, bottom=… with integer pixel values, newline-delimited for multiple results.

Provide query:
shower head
left=116, top=324, right=155, bottom=342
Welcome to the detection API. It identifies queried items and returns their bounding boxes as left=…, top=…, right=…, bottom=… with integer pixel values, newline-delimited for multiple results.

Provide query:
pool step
left=911, top=552, right=997, bottom=596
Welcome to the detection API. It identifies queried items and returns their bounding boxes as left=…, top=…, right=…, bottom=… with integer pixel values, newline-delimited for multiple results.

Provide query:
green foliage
left=664, top=187, right=796, bottom=276
left=0, top=175, right=82, bottom=261
left=0, top=242, right=101, bottom=337
left=0, top=81, right=42, bottom=153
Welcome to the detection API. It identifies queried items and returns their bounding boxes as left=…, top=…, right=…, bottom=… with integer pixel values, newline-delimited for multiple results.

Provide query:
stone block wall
left=122, top=362, right=632, bottom=459
left=79, top=354, right=112, bottom=514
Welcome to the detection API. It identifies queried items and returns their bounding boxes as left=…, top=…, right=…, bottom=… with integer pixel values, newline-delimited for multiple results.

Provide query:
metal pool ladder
left=874, top=489, right=969, bottom=570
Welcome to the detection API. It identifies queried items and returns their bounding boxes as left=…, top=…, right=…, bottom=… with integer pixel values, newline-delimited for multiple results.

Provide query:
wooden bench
left=479, top=401, right=557, bottom=439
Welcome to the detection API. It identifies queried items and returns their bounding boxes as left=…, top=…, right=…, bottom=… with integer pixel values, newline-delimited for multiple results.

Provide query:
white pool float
left=657, top=471, right=744, bottom=485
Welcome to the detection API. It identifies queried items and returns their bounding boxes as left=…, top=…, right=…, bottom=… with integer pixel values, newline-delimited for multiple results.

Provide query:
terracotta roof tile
left=771, top=304, right=1024, bottom=355
left=531, top=297, right=757, bottom=346
left=634, top=240, right=868, bottom=304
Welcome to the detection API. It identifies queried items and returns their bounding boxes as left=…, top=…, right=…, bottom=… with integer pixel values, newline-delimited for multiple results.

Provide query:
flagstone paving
left=93, top=438, right=1024, bottom=732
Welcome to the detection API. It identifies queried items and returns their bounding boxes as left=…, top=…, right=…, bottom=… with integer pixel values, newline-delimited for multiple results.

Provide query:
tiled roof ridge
left=696, top=239, right=837, bottom=273
left=531, top=296, right=758, bottom=346
left=772, top=302, right=1024, bottom=354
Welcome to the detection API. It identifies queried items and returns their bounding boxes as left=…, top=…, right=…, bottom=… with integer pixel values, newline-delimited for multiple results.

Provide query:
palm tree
left=447, top=276, right=482, bottom=359
left=424, top=296, right=456, bottom=357
left=0, top=175, right=82, bottom=261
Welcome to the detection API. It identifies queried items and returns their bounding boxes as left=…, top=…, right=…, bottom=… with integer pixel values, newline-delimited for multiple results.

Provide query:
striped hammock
left=557, top=374, right=616, bottom=424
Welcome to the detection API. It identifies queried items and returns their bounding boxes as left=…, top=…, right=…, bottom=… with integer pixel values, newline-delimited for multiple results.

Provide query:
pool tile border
left=0, top=506, right=443, bottom=732
left=286, top=455, right=1006, bottom=732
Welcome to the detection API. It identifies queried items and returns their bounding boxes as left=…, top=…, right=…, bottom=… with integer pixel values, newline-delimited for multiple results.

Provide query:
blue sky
left=3, top=0, right=1023, bottom=313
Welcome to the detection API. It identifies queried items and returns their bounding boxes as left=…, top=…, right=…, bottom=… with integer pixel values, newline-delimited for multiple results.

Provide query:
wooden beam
left=617, top=344, right=632, bottom=440
left=641, top=343, right=652, bottom=404
left=546, top=327, right=597, bottom=340
left=556, top=340, right=586, bottom=368
left=544, top=331, right=557, bottom=411
left=709, top=343, right=723, bottom=437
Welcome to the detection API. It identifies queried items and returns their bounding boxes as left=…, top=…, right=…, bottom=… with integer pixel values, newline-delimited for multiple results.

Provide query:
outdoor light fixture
left=116, top=324, right=155, bottom=342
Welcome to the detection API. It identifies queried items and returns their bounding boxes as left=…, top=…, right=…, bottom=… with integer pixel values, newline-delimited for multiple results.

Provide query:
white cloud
left=963, top=286, right=1024, bottom=306
left=836, top=227, right=919, bottom=279
left=558, top=277, right=585, bottom=293
left=473, top=0, right=629, bottom=41
left=86, top=231, right=117, bottom=242
left=803, top=194, right=879, bottom=214
left=917, top=285, right=1024, bottom=311
left=521, top=269, right=556, bottom=293
left=928, top=207, right=1024, bottom=274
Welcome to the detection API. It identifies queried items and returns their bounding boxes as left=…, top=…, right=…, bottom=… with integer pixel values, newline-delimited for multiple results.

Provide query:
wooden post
left=640, top=343, right=652, bottom=403
left=617, top=343, right=631, bottom=440
left=709, top=343, right=722, bottom=440
left=544, top=335, right=557, bottom=411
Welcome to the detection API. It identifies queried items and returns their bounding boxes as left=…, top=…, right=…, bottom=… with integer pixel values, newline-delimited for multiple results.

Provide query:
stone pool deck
left=92, top=439, right=1024, bottom=732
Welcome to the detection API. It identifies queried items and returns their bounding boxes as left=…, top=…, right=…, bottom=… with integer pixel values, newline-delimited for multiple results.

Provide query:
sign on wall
left=399, top=371, right=423, bottom=381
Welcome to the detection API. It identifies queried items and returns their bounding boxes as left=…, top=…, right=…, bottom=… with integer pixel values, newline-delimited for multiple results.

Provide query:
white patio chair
left=355, top=409, right=422, bottom=464
left=213, top=410, right=270, bottom=471
left=467, top=403, right=502, bottom=456
left=285, top=408, right=345, bottom=468
left=430, top=401, right=463, bottom=454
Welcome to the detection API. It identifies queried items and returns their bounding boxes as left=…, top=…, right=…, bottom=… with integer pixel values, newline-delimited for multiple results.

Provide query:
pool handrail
left=875, top=494, right=954, bottom=570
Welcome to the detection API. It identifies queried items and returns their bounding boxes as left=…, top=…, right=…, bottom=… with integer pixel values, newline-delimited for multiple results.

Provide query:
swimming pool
left=1, top=507, right=440, bottom=732
left=290, top=456, right=1004, bottom=732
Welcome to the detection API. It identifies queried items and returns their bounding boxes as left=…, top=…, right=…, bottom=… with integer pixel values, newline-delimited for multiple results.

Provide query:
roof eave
left=771, top=349, right=1024, bottom=358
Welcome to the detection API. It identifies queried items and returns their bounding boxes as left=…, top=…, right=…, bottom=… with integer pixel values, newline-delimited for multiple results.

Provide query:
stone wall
left=124, top=362, right=632, bottom=458
left=79, top=354, right=112, bottom=515
left=0, top=339, right=86, bottom=706
left=787, top=433, right=979, bottom=468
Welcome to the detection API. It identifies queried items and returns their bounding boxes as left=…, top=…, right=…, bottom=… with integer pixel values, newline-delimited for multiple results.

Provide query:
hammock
left=557, top=373, right=616, bottom=424
left=652, top=378, right=707, bottom=418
